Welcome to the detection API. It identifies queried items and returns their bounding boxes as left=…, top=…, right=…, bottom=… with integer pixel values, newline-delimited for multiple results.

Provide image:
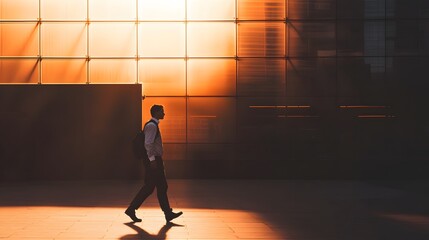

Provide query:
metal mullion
left=40, top=20, right=87, bottom=23
left=136, top=0, right=139, bottom=84
left=90, top=20, right=136, bottom=23
left=235, top=0, right=238, bottom=145
left=138, top=57, right=187, bottom=60
left=38, top=0, right=42, bottom=84
left=187, top=19, right=235, bottom=23
left=86, top=0, right=90, bottom=84
left=41, top=56, right=87, bottom=60
left=0, top=56, right=39, bottom=59
left=236, top=19, right=285, bottom=23
left=138, top=20, right=186, bottom=23
left=285, top=0, right=288, bottom=109
left=185, top=0, right=188, bottom=146
left=0, top=19, right=39, bottom=23
left=90, top=56, right=137, bottom=60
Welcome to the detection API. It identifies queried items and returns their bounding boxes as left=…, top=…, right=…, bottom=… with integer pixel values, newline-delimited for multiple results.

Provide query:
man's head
left=150, top=105, right=165, bottom=120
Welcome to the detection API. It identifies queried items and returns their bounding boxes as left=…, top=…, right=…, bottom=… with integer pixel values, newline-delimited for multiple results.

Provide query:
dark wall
left=0, top=85, right=142, bottom=181
left=0, top=84, right=427, bottom=181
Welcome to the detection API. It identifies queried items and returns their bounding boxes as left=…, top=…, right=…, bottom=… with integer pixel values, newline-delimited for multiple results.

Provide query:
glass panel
left=337, top=0, right=385, bottom=19
left=0, top=60, right=38, bottom=83
left=338, top=57, right=386, bottom=105
left=387, top=21, right=429, bottom=56
left=288, top=21, right=336, bottom=57
left=187, top=97, right=236, bottom=143
left=238, top=58, right=285, bottom=97
left=338, top=21, right=385, bottom=57
left=139, top=0, right=185, bottom=20
left=288, top=0, right=336, bottom=19
left=238, top=22, right=285, bottom=57
left=386, top=0, right=429, bottom=18
left=89, top=0, right=136, bottom=20
left=90, top=59, right=136, bottom=83
left=139, top=59, right=186, bottom=96
left=42, top=23, right=86, bottom=56
left=41, top=0, right=87, bottom=20
left=286, top=58, right=336, bottom=97
left=42, top=59, right=86, bottom=84
left=90, top=23, right=136, bottom=57
left=187, top=59, right=236, bottom=96
left=142, top=97, right=186, bottom=143
left=386, top=57, right=428, bottom=100
left=187, top=144, right=236, bottom=161
left=163, top=144, right=186, bottom=160
left=188, top=0, right=235, bottom=20
left=139, top=23, right=185, bottom=57
left=1, top=0, right=39, bottom=20
left=237, top=98, right=285, bottom=143
left=187, top=23, right=236, bottom=57
left=238, top=0, right=285, bottom=20
left=0, top=23, right=38, bottom=56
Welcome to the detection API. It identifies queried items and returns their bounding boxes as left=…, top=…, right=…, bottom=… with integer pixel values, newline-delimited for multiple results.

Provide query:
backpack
left=132, top=120, right=159, bottom=165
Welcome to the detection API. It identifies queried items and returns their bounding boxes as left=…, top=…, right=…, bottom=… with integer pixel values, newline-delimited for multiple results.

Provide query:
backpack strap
left=144, top=119, right=160, bottom=140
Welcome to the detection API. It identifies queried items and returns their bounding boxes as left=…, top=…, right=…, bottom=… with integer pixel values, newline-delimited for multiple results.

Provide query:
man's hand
left=149, top=160, right=157, bottom=170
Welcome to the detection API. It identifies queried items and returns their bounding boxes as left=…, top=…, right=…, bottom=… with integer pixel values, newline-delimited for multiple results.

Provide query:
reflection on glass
left=142, top=97, right=186, bottom=143
left=41, top=0, right=86, bottom=20
left=238, top=58, right=285, bottom=96
left=188, top=23, right=236, bottom=57
left=187, top=97, right=236, bottom=143
left=139, top=59, right=186, bottom=96
left=288, top=22, right=336, bottom=57
left=188, top=59, right=236, bottom=96
left=0, top=0, right=38, bottom=19
left=238, top=22, right=285, bottom=57
left=90, top=59, right=135, bottom=83
left=139, top=0, right=185, bottom=20
left=0, top=23, right=38, bottom=56
left=188, top=0, right=235, bottom=20
left=139, top=23, right=185, bottom=57
left=338, top=57, right=386, bottom=104
left=90, top=0, right=135, bottom=20
left=0, top=60, right=38, bottom=83
left=42, top=60, right=86, bottom=84
left=287, top=58, right=336, bottom=97
left=237, top=98, right=285, bottom=142
left=42, top=23, right=86, bottom=56
left=90, top=23, right=136, bottom=57
left=289, top=0, right=336, bottom=19
left=387, top=21, right=429, bottom=56
left=338, top=0, right=385, bottom=19
left=163, top=144, right=186, bottom=160
left=238, top=0, right=285, bottom=20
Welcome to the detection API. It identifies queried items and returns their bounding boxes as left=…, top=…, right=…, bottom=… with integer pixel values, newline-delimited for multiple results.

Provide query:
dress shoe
left=165, top=211, right=183, bottom=222
left=125, top=208, right=142, bottom=222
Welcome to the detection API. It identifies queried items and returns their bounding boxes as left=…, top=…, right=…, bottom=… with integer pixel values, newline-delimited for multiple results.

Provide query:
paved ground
left=0, top=179, right=428, bottom=239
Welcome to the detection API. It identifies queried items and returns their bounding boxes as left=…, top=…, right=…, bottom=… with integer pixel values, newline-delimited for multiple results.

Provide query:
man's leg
left=155, top=157, right=183, bottom=222
left=125, top=169, right=156, bottom=222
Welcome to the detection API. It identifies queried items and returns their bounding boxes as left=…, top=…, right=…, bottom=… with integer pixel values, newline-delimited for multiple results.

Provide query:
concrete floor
left=0, top=179, right=428, bottom=240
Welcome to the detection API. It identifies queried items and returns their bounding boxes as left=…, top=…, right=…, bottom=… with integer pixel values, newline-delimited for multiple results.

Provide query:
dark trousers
left=129, top=157, right=171, bottom=213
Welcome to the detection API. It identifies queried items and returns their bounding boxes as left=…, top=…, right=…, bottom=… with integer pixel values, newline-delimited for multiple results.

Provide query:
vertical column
left=38, top=0, right=42, bottom=84
left=136, top=0, right=139, bottom=84
left=86, top=0, right=90, bottom=84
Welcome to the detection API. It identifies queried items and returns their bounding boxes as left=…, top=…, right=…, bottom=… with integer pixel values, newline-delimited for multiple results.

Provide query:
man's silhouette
left=121, top=222, right=183, bottom=240
left=125, top=105, right=183, bottom=222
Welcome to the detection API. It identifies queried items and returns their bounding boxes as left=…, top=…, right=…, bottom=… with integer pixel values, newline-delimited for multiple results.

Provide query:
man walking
left=125, top=105, right=183, bottom=222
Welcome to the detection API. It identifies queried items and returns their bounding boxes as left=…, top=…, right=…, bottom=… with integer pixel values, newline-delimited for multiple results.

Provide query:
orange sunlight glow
left=0, top=206, right=286, bottom=239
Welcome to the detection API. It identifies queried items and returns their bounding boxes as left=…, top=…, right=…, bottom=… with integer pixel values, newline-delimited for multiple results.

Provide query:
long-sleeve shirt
left=144, top=118, right=163, bottom=161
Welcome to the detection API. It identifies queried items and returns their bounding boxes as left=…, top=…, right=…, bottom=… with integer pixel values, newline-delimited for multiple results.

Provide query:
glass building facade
left=1, top=0, right=428, bottom=178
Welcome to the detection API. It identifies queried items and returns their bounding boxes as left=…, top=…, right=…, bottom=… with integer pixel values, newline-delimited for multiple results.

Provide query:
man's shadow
left=120, top=222, right=184, bottom=240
